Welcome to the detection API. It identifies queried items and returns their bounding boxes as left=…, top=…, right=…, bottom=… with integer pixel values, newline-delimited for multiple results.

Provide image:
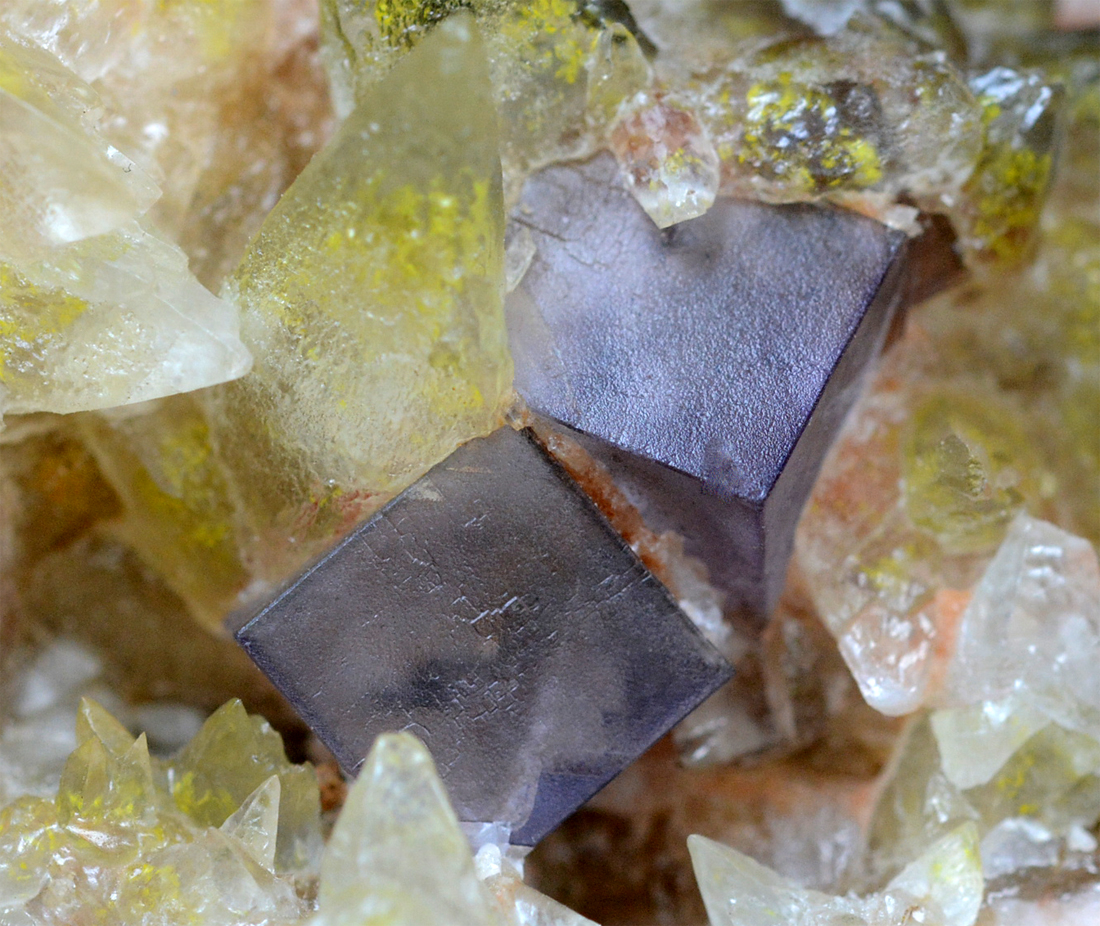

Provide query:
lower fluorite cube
left=235, top=426, right=731, bottom=845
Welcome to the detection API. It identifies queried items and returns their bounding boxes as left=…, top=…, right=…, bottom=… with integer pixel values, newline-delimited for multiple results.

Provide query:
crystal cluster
left=0, top=660, right=594, bottom=926
left=0, top=35, right=250, bottom=417
left=0, top=0, right=1097, bottom=925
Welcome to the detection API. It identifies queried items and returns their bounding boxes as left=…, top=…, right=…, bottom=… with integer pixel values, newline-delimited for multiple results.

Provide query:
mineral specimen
left=236, top=425, right=731, bottom=845
left=204, top=14, right=512, bottom=581
left=0, top=0, right=1094, bottom=922
left=508, top=152, right=906, bottom=622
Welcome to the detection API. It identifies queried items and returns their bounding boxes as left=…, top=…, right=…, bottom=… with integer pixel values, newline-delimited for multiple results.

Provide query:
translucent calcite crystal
left=1, top=0, right=335, bottom=291
left=77, top=398, right=249, bottom=631
left=865, top=714, right=1100, bottom=922
left=320, top=0, right=655, bottom=202
left=928, top=515, right=1100, bottom=784
left=795, top=73, right=1096, bottom=714
left=313, top=730, right=595, bottom=926
left=953, top=66, right=1063, bottom=269
left=0, top=38, right=159, bottom=262
left=0, top=698, right=320, bottom=925
left=313, top=730, right=505, bottom=926
left=690, top=16, right=982, bottom=212
left=0, top=41, right=250, bottom=419
left=204, top=14, right=511, bottom=580
left=689, top=823, right=983, bottom=926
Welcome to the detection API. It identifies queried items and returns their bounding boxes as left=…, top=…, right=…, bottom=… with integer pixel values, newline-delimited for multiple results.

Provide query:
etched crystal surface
left=236, top=426, right=731, bottom=844
left=204, top=14, right=511, bottom=580
left=508, top=152, right=905, bottom=621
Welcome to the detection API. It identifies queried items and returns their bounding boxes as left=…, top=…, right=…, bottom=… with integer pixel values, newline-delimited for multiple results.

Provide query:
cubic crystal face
left=235, top=426, right=731, bottom=845
left=507, top=153, right=907, bottom=620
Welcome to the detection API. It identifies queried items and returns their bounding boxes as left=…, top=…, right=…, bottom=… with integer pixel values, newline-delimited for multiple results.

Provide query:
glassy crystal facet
left=507, top=153, right=907, bottom=621
left=235, top=426, right=731, bottom=846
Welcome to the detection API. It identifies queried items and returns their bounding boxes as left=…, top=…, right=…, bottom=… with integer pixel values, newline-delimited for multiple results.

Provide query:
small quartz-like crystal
left=689, top=822, right=983, bottom=926
left=204, top=14, right=511, bottom=580
left=608, top=91, right=720, bottom=227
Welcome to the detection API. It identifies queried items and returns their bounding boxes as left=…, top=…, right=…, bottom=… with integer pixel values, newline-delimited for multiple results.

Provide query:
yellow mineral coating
left=205, top=13, right=510, bottom=581
left=739, top=72, right=884, bottom=193
left=0, top=698, right=317, bottom=924
left=167, top=700, right=321, bottom=872
left=77, top=397, right=249, bottom=632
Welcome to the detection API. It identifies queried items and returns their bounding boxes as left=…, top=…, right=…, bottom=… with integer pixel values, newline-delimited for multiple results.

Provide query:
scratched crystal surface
left=204, top=15, right=511, bottom=581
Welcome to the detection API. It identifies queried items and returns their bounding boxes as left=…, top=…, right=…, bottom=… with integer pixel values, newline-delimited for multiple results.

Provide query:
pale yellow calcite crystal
left=321, top=0, right=654, bottom=204
left=78, top=398, right=249, bottom=631
left=205, top=13, right=511, bottom=579
left=0, top=41, right=250, bottom=419
left=0, top=698, right=320, bottom=925
left=690, top=823, right=983, bottom=926
left=314, top=731, right=594, bottom=926
left=314, top=731, right=506, bottom=926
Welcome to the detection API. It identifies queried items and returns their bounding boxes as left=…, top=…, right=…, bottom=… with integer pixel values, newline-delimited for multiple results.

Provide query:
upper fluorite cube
left=507, top=153, right=907, bottom=622
left=235, top=426, right=731, bottom=845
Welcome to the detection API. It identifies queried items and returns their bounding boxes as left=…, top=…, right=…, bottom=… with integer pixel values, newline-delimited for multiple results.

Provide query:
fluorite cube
left=507, top=153, right=907, bottom=622
left=235, top=426, right=731, bottom=846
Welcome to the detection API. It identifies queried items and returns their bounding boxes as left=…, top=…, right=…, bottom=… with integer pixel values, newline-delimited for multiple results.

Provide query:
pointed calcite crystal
left=314, top=731, right=598, bottom=926
left=205, top=13, right=511, bottom=579
left=690, top=823, right=983, bottom=926
left=0, top=698, right=320, bottom=924
left=0, top=40, right=250, bottom=418
left=314, top=731, right=505, bottom=926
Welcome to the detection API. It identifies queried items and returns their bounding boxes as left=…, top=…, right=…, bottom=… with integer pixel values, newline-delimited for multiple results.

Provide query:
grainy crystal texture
left=205, top=14, right=511, bottom=580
